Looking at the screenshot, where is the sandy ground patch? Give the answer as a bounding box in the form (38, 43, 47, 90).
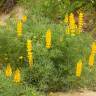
(49, 91, 96, 96)
(0, 6, 25, 26)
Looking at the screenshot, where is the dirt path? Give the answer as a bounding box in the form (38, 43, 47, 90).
(49, 91, 96, 96)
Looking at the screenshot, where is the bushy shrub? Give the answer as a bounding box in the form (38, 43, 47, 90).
(0, 17, 94, 91)
(0, 1, 96, 96)
(0, 0, 96, 92)
(23, 30, 93, 91)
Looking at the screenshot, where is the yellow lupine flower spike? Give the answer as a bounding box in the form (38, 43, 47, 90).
(27, 40, 32, 51)
(89, 53, 95, 67)
(22, 15, 27, 23)
(17, 20, 23, 37)
(5, 64, 12, 77)
(78, 12, 84, 34)
(69, 13, 76, 36)
(14, 68, 21, 83)
(27, 40, 33, 68)
(46, 29, 52, 49)
(76, 60, 83, 77)
(91, 42, 96, 54)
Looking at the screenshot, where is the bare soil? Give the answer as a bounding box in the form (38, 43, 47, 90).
(0, 6, 25, 26)
(49, 91, 96, 96)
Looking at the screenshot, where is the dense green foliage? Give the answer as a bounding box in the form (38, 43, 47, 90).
(42, 0, 96, 19)
(0, 71, 44, 96)
(0, 0, 96, 96)
(0, 17, 95, 92)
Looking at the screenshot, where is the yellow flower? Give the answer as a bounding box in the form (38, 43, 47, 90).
(27, 40, 32, 51)
(17, 20, 23, 37)
(14, 68, 21, 83)
(46, 29, 52, 49)
(91, 42, 96, 54)
(27, 40, 33, 68)
(76, 60, 83, 77)
(5, 64, 12, 77)
(78, 12, 84, 34)
(69, 13, 76, 36)
(22, 15, 27, 23)
(89, 53, 95, 67)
